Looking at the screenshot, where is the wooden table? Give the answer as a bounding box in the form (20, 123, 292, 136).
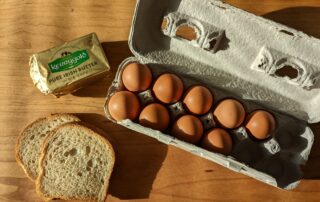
(1, 0, 320, 201)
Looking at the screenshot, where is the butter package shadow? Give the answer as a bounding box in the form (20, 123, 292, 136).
(30, 33, 109, 97)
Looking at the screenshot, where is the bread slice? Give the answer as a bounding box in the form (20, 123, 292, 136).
(15, 114, 80, 181)
(36, 123, 115, 202)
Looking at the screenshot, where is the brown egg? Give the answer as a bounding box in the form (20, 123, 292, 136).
(108, 91, 140, 121)
(183, 86, 213, 115)
(152, 73, 184, 104)
(213, 99, 246, 129)
(245, 110, 276, 140)
(201, 128, 233, 155)
(139, 103, 170, 131)
(121, 62, 152, 92)
(172, 115, 203, 144)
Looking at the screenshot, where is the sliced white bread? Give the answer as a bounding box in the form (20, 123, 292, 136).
(36, 123, 115, 202)
(15, 114, 80, 181)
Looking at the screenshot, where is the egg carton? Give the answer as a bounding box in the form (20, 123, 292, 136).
(104, 0, 320, 189)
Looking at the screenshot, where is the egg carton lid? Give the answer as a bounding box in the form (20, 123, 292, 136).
(128, 0, 320, 124)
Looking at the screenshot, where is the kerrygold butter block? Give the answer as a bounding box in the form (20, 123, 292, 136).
(30, 33, 110, 97)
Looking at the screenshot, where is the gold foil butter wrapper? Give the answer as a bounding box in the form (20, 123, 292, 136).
(30, 33, 110, 97)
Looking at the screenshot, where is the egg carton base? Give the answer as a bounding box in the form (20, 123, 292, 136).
(104, 57, 314, 190)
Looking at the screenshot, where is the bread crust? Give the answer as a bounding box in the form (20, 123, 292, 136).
(15, 117, 47, 181)
(15, 114, 80, 181)
(36, 122, 115, 202)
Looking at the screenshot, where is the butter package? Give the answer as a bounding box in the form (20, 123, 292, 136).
(30, 33, 109, 97)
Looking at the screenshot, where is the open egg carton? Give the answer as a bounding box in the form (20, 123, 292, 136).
(104, 0, 320, 189)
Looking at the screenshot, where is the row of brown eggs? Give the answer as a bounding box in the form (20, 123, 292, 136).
(108, 62, 276, 155)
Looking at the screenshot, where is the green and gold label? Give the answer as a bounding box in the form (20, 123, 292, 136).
(48, 50, 89, 73)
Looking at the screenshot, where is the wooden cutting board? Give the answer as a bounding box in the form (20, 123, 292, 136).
(1, 0, 320, 201)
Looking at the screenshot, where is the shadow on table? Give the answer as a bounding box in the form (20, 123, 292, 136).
(76, 113, 168, 199)
(263, 6, 320, 180)
(72, 41, 132, 98)
(263, 6, 320, 38)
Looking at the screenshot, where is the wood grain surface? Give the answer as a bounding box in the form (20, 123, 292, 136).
(1, 0, 320, 201)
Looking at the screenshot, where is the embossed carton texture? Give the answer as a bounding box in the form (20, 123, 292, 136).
(105, 0, 320, 189)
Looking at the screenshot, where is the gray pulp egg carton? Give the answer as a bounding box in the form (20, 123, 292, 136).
(104, 0, 320, 189)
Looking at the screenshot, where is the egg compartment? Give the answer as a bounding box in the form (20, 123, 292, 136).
(105, 57, 313, 189)
(105, 0, 320, 190)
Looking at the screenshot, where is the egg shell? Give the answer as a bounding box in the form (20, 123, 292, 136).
(201, 128, 233, 155)
(108, 91, 141, 121)
(152, 73, 184, 104)
(213, 99, 246, 129)
(183, 85, 213, 115)
(172, 115, 204, 144)
(139, 103, 170, 131)
(245, 110, 276, 140)
(121, 62, 152, 92)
